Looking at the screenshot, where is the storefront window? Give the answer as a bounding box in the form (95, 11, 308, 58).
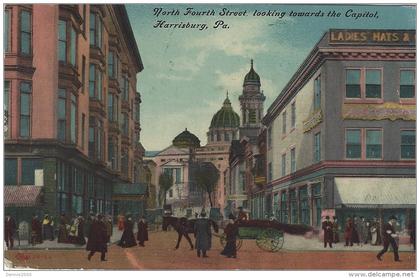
(299, 187, 309, 225)
(21, 158, 43, 185)
(5, 158, 17, 185)
(280, 191, 288, 223)
(312, 184, 322, 227)
(290, 190, 297, 224)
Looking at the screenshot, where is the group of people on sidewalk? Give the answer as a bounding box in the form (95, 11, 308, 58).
(116, 215, 149, 248)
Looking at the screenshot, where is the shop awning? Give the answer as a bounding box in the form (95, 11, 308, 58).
(113, 183, 148, 197)
(334, 177, 416, 209)
(4, 185, 43, 207)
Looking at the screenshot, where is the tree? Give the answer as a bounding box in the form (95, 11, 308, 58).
(158, 172, 173, 207)
(194, 162, 220, 207)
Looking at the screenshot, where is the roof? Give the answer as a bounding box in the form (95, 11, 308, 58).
(334, 177, 416, 208)
(4, 185, 43, 207)
(113, 183, 148, 195)
(243, 59, 260, 86)
(172, 128, 201, 148)
(210, 94, 240, 129)
(113, 5, 143, 72)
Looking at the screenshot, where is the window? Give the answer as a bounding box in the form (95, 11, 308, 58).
(108, 137, 118, 170)
(290, 190, 297, 224)
(5, 158, 17, 185)
(282, 111, 287, 134)
(280, 191, 288, 223)
(346, 68, 382, 99)
(20, 10, 32, 55)
(81, 56, 86, 91)
(89, 64, 103, 100)
(249, 109, 256, 124)
(122, 75, 129, 101)
(400, 70, 415, 98)
(20, 82, 32, 137)
(290, 148, 296, 173)
(121, 113, 129, 136)
(81, 113, 86, 149)
(281, 154, 286, 177)
(268, 162, 272, 181)
(108, 51, 115, 78)
(268, 126, 272, 148)
(365, 69, 381, 98)
(299, 187, 309, 225)
(4, 80, 10, 137)
(312, 184, 322, 227)
(90, 12, 102, 48)
(401, 130, 415, 159)
(4, 9, 10, 52)
(70, 94, 77, 143)
(224, 132, 230, 141)
(314, 76, 321, 110)
(314, 132, 321, 162)
(291, 102, 296, 128)
(21, 158, 43, 185)
(366, 129, 382, 159)
(175, 168, 181, 183)
(346, 69, 361, 98)
(89, 117, 104, 161)
(346, 129, 361, 159)
(108, 93, 114, 121)
(121, 150, 129, 177)
(57, 89, 67, 141)
(58, 20, 76, 65)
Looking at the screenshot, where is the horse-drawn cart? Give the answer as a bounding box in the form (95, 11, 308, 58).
(219, 219, 312, 252)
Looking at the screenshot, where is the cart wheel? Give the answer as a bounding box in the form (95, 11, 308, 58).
(219, 233, 243, 251)
(256, 228, 283, 252)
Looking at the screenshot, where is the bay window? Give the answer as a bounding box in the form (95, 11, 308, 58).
(20, 82, 32, 137)
(90, 12, 102, 48)
(20, 10, 32, 55)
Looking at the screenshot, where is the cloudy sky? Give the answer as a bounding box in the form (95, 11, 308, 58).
(126, 4, 416, 151)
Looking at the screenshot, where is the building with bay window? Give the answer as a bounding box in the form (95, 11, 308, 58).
(262, 29, 415, 235)
(4, 4, 145, 224)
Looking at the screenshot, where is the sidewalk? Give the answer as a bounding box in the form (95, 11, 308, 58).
(5, 226, 132, 251)
(281, 233, 414, 252)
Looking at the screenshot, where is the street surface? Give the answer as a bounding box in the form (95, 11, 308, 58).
(4, 230, 416, 270)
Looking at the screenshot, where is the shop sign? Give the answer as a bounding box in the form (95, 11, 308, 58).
(342, 102, 415, 121)
(329, 29, 415, 46)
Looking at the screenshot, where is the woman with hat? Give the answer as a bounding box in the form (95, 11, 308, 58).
(221, 214, 239, 258)
(194, 209, 212, 258)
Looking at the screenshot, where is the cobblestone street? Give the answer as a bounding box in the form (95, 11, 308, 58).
(4, 230, 416, 270)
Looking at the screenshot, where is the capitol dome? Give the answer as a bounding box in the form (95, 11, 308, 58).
(172, 128, 201, 148)
(210, 94, 240, 129)
(243, 59, 260, 86)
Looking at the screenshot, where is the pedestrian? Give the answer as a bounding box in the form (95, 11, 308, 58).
(359, 216, 368, 246)
(76, 215, 86, 245)
(4, 214, 16, 249)
(377, 215, 401, 262)
(409, 219, 416, 251)
(118, 216, 137, 248)
(194, 209, 212, 258)
(332, 216, 340, 243)
(221, 214, 239, 258)
(87, 214, 108, 262)
(58, 213, 69, 243)
(322, 216, 333, 248)
(344, 217, 353, 247)
(105, 215, 113, 243)
(117, 213, 125, 231)
(137, 216, 149, 247)
(352, 215, 360, 245)
(31, 215, 42, 245)
(84, 212, 94, 239)
(370, 218, 380, 245)
(42, 214, 51, 241)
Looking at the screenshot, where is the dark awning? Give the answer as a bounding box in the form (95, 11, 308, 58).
(334, 177, 416, 209)
(113, 183, 148, 196)
(4, 185, 43, 207)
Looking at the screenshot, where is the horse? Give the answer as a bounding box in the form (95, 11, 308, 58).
(162, 216, 219, 250)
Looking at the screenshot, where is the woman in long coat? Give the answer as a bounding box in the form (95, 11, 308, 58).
(344, 217, 353, 246)
(194, 211, 212, 258)
(137, 216, 149, 247)
(118, 217, 137, 248)
(58, 214, 69, 243)
(86, 215, 108, 261)
(221, 214, 239, 258)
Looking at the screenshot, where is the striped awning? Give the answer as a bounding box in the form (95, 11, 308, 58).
(334, 177, 416, 209)
(4, 185, 43, 207)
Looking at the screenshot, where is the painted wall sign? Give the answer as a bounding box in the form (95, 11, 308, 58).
(303, 109, 323, 132)
(329, 29, 416, 45)
(342, 102, 416, 121)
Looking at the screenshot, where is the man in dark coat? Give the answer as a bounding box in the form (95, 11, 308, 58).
(194, 210, 212, 258)
(137, 216, 149, 247)
(117, 217, 137, 248)
(76, 215, 86, 245)
(31, 215, 42, 245)
(5, 214, 16, 249)
(221, 214, 239, 258)
(322, 216, 333, 248)
(377, 215, 401, 262)
(344, 217, 353, 246)
(332, 216, 340, 243)
(58, 213, 69, 243)
(87, 214, 108, 261)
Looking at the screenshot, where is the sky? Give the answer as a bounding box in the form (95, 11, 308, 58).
(126, 4, 416, 151)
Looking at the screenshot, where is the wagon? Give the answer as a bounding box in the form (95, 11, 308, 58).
(219, 219, 312, 252)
